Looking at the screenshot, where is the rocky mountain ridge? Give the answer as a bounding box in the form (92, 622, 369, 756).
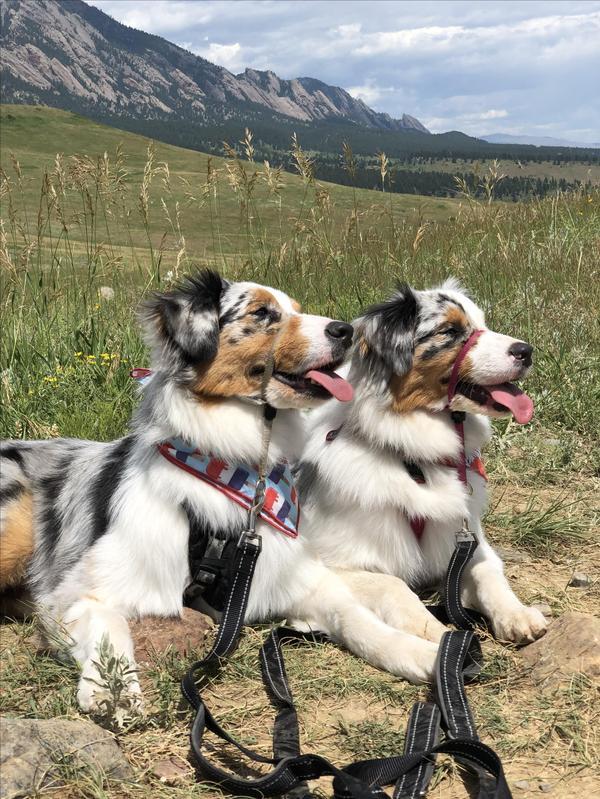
(0, 0, 429, 133)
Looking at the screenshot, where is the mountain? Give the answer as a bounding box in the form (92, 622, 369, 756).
(235, 71, 428, 133)
(0, 0, 429, 133)
(482, 133, 600, 149)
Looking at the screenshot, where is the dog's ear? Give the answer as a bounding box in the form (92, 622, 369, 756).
(142, 269, 229, 365)
(358, 283, 419, 376)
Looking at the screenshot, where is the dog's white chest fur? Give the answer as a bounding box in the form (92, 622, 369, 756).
(300, 404, 491, 587)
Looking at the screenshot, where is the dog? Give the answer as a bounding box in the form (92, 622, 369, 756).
(297, 279, 548, 657)
(0, 270, 449, 718)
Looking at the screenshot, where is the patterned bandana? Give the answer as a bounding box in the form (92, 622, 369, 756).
(158, 438, 299, 538)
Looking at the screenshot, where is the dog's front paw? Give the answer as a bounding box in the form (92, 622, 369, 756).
(388, 639, 439, 684)
(492, 603, 548, 644)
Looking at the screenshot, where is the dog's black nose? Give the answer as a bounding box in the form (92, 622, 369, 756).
(509, 341, 533, 367)
(325, 320, 353, 343)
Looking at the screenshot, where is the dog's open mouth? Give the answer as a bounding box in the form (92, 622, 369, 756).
(456, 380, 534, 424)
(274, 365, 354, 402)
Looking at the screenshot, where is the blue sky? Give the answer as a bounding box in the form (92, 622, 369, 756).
(88, 1, 600, 142)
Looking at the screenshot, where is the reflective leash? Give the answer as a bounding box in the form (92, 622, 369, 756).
(181, 530, 511, 798)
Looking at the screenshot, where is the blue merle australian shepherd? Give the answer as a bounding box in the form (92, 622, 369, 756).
(1, 271, 449, 718)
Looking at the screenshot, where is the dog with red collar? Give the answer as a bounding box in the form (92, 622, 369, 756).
(298, 279, 547, 662)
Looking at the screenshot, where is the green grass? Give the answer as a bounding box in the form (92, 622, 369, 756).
(0, 104, 457, 263)
(1, 106, 599, 450)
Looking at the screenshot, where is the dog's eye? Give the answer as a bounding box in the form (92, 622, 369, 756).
(252, 306, 270, 319)
(439, 325, 459, 337)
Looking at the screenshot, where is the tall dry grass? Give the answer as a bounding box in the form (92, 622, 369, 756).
(0, 141, 598, 452)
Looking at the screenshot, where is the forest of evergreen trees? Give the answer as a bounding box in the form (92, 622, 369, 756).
(309, 158, 589, 201)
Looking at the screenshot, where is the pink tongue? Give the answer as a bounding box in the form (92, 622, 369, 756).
(305, 369, 354, 402)
(488, 383, 534, 424)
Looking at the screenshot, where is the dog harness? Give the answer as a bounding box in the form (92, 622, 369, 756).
(158, 439, 299, 538)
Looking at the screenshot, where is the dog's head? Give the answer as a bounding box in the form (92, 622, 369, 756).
(142, 269, 354, 409)
(353, 279, 534, 423)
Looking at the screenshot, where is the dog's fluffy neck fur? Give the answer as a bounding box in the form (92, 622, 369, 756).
(132, 371, 305, 467)
(316, 383, 492, 465)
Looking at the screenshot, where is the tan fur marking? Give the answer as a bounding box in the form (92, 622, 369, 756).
(273, 315, 311, 372)
(391, 307, 469, 413)
(291, 300, 302, 313)
(194, 330, 274, 398)
(0, 492, 34, 589)
(248, 287, 281, 310)
(193, 289, 311, 402)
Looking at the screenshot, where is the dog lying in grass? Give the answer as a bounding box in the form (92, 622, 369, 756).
(1, 270, 450, 719)
(298, 280, 548, 666)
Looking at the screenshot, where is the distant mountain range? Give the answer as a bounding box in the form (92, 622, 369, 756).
(0, 0, 428, 133)
(482, 133, 600, 149)
(1, 0, 598, 162)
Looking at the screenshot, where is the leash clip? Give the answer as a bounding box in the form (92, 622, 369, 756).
(237, 530, 262, 552)
(456, 526, 475, 544)
(247, 475, 267, 533)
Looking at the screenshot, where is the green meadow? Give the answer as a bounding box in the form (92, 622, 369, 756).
(0, 104, 599, 798)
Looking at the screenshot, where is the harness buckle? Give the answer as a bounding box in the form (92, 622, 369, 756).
(238, 530, 262, 552)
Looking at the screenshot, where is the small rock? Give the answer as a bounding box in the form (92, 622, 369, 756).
(532, 603, 553, 618)
(0, 716, 132, 798)
(521, 612, 600, 687)
(98, 285, 114, 300)
(514, 780, 531, 790)
(130, 607, 213, 664)
(568, 572, 591, 588)
(152, 756, 190, 784)
(539, 783, 553, 793)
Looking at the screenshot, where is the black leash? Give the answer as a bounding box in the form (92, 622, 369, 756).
(180, 526, 512, 798)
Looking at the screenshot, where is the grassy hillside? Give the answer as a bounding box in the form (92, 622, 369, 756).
(1, 103, 599, 799)
(0, 104, 457, 265)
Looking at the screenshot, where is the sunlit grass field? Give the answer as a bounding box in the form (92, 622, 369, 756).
(0, 104, 599, 798)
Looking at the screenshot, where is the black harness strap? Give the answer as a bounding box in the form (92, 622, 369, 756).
(181, 531, 262, 679)
(443, 534, 487, 630)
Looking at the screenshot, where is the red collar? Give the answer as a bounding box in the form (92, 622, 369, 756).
(446, 329, 484, 405)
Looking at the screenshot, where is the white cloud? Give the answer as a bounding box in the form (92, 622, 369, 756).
(335, 23, 362, 37)
(347, 82, 382, 105)
(355, 25, 464, 56)
(91, 1, 214, 35)
(479, 109, 508, 120)
(193, 42, 245, 72)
